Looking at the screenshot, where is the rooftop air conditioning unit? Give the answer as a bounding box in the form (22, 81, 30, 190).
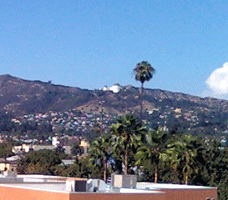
(87, 179, 106, 192)
(111, 174, 137, 189)
(66, 179, 87, 192)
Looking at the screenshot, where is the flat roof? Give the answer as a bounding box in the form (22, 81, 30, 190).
(0, 183, 68, 193)
(0, 174, 216, 194)
(0, 182, 164, 194)
(137, 182, 216, 190)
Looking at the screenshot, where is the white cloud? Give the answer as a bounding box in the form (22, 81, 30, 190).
(206, 63, 228, 95)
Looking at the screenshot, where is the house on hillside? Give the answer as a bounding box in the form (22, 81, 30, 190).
(80, 140, 90, 154)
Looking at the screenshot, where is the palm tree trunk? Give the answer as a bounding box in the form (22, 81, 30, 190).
(104, 162, 107, 182)
(185, 172, 188, 185)
(184, 152, 189, 184)
(4, 159, 7, 171)
(154, 163, 158, 183)
(124, 149, 128, 175)
(140, 83, 144, 120)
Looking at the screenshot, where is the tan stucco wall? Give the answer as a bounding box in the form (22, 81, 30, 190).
(0, 185, 217, 200)
(0, 186, 165, 200)
(0, 186, 70, 200)
(70, 193, 165, 200)
(162, 188, 217, 200)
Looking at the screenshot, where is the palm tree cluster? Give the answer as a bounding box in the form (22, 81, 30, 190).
(89, 114, 146, 179)
(88, 114, 228, 199)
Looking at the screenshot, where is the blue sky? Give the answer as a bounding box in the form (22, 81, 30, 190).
(0, 1, 228, 98)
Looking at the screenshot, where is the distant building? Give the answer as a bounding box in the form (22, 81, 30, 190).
(109, 84, 121, 93)
(0, 157, 18, 172)
(101, 84, 122, 93)
(52, 136, 60, 147)
(174, 108, 182, 113)
(32, 145, 55, 151)
(12, 144, 33, 154)
(13, 143, 72, 155)
(80, 140, 90, 154)
(102, 85, 109, 91)
(61, 159, 75, 166)
(0, 161, 13, 172)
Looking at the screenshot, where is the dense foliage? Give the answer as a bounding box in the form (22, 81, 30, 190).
(17, 150, 62, 175)
(88, 114, 228, 199)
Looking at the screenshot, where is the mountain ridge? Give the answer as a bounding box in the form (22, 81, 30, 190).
(0, 74, 227, 116)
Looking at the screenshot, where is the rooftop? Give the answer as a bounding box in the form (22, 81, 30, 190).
(0, 174, 217, 200)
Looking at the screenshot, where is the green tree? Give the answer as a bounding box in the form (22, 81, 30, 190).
(89, 134, 111, 182)
(0, 143, 14, 160)
(0, 113, 14, 132)
(17, 150, 62, 175)
(111, 114, 146, 174)
(55, 144, 65, 155)
(54, 144, 70, 159)
(192, 138, 228, 199)
(71, 141, 83, 156)
(62, 156, 95, 178)
(0, 142, 14, 171)
(135, 128, 169, 183)
(133, 61, 155, 119)
(167, 134, 197, 184)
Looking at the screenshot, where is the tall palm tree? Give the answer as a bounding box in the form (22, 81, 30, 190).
(135, 128, 169, 183)
(133, 61, 155, 120)
(110, 114, 146, 175)
(89, 135, 111, 182)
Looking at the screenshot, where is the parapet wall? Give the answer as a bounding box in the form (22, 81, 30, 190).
(163, 188, 217, 200)
(70, 193, 165, 200)
(0, 185, 70, 200)
(0, 185, 217, 200)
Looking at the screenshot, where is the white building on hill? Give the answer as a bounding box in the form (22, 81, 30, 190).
(101, 84, 122, 93)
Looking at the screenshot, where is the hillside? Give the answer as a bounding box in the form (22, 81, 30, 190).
(0, 74, 226, 115)
(0, 74, 228, 136)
